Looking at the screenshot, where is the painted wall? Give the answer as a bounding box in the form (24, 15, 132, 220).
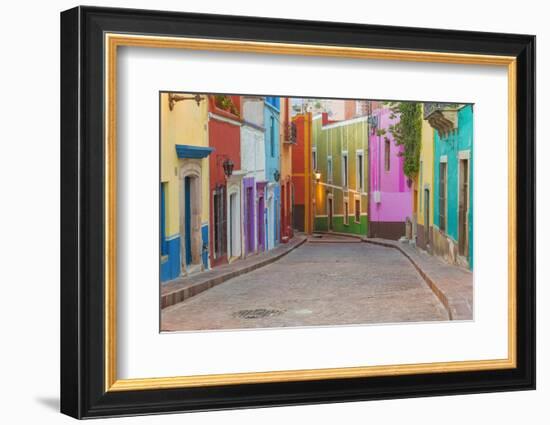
(279, 98, 294, 242)
(160, 92, 210, 281)
(291, 113, 313, 233)
(264, 99, 281, 248)
(433, 104, 474, 269)
(208, 96, 242, 267)
(368, 106, 412, 232)
(312, 113, 369, 236)
(416, 106, 435, 228)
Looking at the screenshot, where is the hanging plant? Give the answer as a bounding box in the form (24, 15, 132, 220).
(385, 102, 422, 179)
(214, 95, 240, 117)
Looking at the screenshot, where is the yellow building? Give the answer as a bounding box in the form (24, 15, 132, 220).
(160, 93, 213, 282)
(412, 104, 435, 251)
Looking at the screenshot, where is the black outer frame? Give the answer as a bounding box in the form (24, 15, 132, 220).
(60, 5, 535, 419)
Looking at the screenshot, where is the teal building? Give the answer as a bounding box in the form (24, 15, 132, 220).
(432, 104, 474, 269)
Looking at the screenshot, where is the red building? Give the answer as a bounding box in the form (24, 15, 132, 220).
(208, 95, 242, 267)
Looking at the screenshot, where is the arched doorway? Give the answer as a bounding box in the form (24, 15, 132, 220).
(179, 162, 203, 275)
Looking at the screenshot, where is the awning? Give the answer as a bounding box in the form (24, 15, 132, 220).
(175, 144, 214, 159)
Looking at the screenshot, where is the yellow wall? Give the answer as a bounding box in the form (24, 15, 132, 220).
(416, 105, 434, 227)
(160, 93, 210, 237)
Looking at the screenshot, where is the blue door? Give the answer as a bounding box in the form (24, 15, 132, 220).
(184, 177, 192, 265)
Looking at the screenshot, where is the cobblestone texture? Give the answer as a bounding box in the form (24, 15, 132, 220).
(161, 240, 449, 331)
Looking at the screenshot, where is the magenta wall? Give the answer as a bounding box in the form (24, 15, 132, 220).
(369, 107, 412, 223)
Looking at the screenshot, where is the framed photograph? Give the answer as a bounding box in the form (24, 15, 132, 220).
(60, 6, 535, 419)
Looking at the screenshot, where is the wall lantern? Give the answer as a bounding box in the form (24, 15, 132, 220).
(222, 158, 234, 178)
(273, 170, 280, 182)
(314, 171, 321, 182)
(406, 177, 413, 188)
(168, 93, 205, 111)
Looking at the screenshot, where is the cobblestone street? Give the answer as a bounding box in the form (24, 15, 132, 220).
(161, 238, 450, 331)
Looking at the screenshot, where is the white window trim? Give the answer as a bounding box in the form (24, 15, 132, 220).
(327, 155, 333, 183)
(312, 146, 317, 171)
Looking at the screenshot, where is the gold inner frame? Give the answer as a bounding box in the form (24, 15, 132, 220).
(104, 33, 517, 392)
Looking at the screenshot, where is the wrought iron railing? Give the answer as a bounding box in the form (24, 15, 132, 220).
(284, 122, 297, 144)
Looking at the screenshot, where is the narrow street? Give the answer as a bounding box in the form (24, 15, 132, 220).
(161, 237, 449, 331)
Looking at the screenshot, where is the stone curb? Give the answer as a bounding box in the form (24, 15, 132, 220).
(161, 237, 307, 310)
(312, 231, 471, 320)
(363, 238, 471, 320)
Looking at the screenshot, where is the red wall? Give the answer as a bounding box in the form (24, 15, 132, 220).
(208, 96, 241, 266)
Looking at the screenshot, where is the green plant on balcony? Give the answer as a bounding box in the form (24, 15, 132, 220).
(214, 95, 240, 117)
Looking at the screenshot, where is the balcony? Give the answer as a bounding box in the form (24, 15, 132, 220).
(283, 122, 297, 144)
(424, 103, 461, 136)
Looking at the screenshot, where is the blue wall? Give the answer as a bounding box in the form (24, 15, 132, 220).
(201, 224, 209, 269)
(264, 100, 280, 183)
(433, 105, 474, 269)
(264, 101, 281, 248)
(160, 235, 181, 283)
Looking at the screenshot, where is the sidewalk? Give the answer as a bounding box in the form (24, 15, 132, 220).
(365, 238, 473, 320)
(161, 235, 307, 309)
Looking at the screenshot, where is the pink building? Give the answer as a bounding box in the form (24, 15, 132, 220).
(368, 106, 412, 240)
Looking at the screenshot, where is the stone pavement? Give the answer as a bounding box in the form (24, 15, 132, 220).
(365, 238, 473, 320)
(161, 235, 307, 309)
(161, 240, 449, 331)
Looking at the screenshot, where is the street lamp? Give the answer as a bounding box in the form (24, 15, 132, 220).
(222, 158, 234, 178)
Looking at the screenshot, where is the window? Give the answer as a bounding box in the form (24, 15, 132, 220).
(327, 156, 333, 183)
(342, 153, 348, 187)
(384, 139, 391, 171)
(344, 199, 349, 225)
(355, 199, 361, 223)
(439, 162, 447, 232)
(160, 183, 167, 255)
(213, 187, 227, 258)
(356, 152, 364, 191)
(270, 116, 275, 157)
(312, 148, 317, 171)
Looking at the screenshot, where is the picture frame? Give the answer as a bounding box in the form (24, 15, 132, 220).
(60, 5, 535, 419)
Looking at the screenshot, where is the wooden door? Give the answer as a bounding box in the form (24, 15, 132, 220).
(458, 159, 469, 256)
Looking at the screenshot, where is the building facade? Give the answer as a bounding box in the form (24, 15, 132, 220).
(312, 113, 369, 236)
(368, 105, 412, 240)
(160, 92, 213, 282)
(431, 104, 474, 269)
(412, 104, 436, 251)
(208, 95, 242, 267)
(264, 97, 281, 250)
(291, 113, 314, 234)
(241, 96, 266, 255)
(279, 97, 294, 242)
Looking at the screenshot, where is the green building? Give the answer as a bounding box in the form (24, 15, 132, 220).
(312, 113, 369, 236)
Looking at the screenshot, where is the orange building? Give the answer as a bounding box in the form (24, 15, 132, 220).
(291, 112, 314, 234)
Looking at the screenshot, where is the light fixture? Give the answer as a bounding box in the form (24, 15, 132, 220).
(222, 158, 234, 178)
(314, 172, 321, 182)
(168, 93, 205, 111)
(274, 170, 280, 182)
